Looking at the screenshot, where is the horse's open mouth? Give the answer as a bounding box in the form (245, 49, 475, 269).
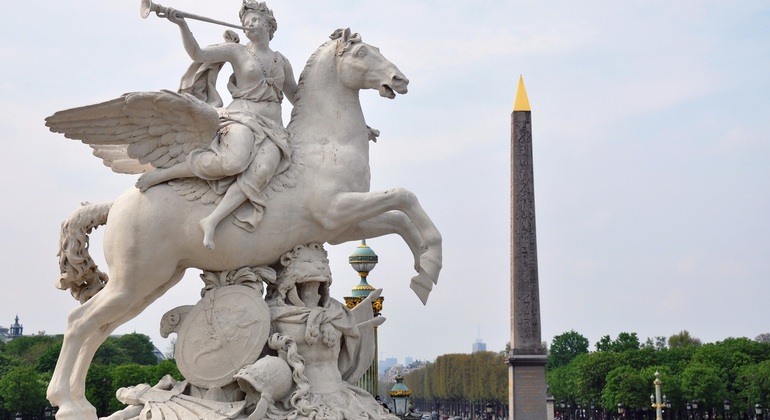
(379, 84, 396, 99)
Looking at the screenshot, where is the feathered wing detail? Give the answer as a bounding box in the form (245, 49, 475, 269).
(169, 178, 223, 205)
(46, 90, 220, 174)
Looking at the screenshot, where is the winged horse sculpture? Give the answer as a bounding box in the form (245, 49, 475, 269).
(45, 29, 442, 420)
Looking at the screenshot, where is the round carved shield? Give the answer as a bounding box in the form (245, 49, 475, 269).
(175, 285, 271, 388)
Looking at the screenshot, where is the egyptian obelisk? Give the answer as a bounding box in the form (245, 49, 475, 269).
(508, 76, 548, 419)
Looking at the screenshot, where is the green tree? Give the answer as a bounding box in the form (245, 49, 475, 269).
(668, 330, 702, 349)
(3, 335, 61, 366)
(546, 363, 579, 403)
(548, 330, 589, 370)
(573, 352, 621, 404)
(596, 333, 640, 353)
(0, 366, 48, 417)
(36, 341, 63, 373)
(601, 366, 648, 411)
(108, 364, 152, 413)
(113, 333, 158, 365)
(85, 364, 114, 417)
(92, 338, 131, 366)
(0, 353, 23, 377)
(681, 362, 726, 409)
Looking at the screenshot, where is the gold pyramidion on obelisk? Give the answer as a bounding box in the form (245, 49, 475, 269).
(508, 75, 548, 419)
(513, 75, 531, 111)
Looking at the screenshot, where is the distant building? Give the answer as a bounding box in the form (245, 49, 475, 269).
(381, 359, 427, 382)
(405, 357, 413, 366)
(0, 315, 24, 342)
(379, 357, 398, 375)
(472, 338, 487, 353)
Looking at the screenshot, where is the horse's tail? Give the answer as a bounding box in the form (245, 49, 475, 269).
(57, 201, 113, 304)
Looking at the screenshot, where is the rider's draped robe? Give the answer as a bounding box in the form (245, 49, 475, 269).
(181, 51, 292, 230)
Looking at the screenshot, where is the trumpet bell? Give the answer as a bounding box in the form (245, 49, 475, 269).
(140, 0, 153, 19)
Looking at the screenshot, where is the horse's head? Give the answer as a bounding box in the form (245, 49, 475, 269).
(331, 28, 409, 99)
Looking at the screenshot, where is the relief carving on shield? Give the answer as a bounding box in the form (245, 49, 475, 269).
(174, 285, 271, 388)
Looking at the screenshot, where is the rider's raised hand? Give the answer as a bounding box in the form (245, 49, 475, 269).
(165, 8, 185, 25)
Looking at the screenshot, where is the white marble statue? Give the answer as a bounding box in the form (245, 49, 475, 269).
(103, 243, 394, 420)
(44, 2, 442, 419)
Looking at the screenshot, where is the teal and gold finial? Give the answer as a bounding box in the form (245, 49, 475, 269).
(345, 240, 384, 315)
(348, 240, 378, 297)
(514, 75, 531, 111)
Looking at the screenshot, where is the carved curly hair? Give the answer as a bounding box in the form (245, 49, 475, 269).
(266, 242, 331, 307)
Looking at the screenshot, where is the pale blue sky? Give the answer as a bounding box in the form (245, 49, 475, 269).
(1, 1, 768, 363)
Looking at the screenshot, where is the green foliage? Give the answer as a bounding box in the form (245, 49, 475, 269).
(548, 330, 589, 370)
(85, 364, 114, 417)
(595, 332, 640, 353)
(404, 351, 507, 405)
(92, 339, 132, 366)
(546, 364, 578, 402)
(681, 362, 727, 407)
(601, 365, 647, 410)
(547, 329, 770, 418)
(108, 364, 153, 413)
(0, 366, 48, 417)
(573, 351, 621, 404)
(36, 341, 62, 373)
(0, 332, 166, 418)
(0, 353, 23, 378)
(3, 335, 62, 366)
(113, 333, 159, 366)
(668, 330, 702, 349)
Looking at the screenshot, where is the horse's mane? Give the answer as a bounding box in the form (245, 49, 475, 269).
(288, 29, 362, 139)
(286, 38, 336, 137)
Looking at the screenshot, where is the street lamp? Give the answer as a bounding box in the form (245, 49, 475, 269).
(485, 402, 494, 419)
(664, 395, 671, 420)
(755, 403, 763, 420)
(723, 400, 730, 420)
(652, 372, 665, 420)
(44, 407, 54, 419)
(389, 374, 411, 415)
(618, 402, 625, 418)
(14, 413, 22, 420)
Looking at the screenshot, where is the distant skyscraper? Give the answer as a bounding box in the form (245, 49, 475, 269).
(379, 357, 398, 374)
(472, 338, 487, 353)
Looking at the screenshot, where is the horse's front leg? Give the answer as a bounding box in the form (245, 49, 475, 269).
(320, 189, 442, 304)
(327, 210, 423, 273)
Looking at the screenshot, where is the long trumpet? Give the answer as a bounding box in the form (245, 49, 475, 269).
(140, 0, 248, 30)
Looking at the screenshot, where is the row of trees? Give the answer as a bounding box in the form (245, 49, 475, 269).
(547, 330, 770, 419)
(0, 333, 180, 419)
(402, 351, 508, 414)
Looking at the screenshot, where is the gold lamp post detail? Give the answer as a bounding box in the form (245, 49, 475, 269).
(344, 240, 383, 396)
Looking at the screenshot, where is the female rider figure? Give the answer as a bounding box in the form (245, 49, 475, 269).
(136, 1, 297, 250)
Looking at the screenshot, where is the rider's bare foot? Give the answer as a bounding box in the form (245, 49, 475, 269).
(135, 170, 167, 192)
(199, 217, 217, 250)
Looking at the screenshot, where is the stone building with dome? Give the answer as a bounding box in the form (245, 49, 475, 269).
(0, 315, 24, 341)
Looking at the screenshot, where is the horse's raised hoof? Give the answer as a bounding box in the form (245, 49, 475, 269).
(418, 251, 442, 285)
(410, 273, 434, 305)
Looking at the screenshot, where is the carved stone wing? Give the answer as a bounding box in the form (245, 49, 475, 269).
(46, 90, 220, 174)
